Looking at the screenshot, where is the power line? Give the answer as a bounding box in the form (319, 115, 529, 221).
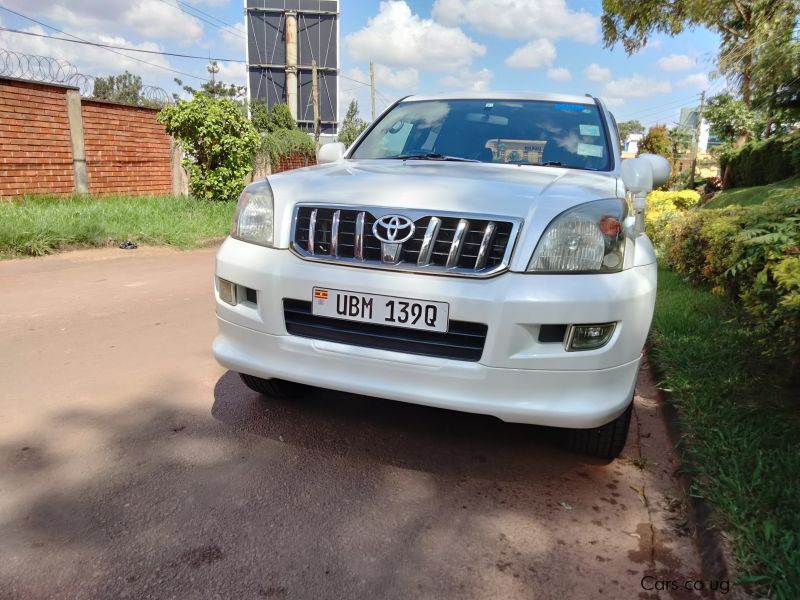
(0, 27, 246, 63)
(175, 0, 238, 29)
(0, 6, 208, 81)
(153, 0, 245, 39)
(339, 73, 372, 87)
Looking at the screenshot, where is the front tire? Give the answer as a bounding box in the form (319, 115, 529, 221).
(565, 401, 633, 459)
(239, 373, 306, 399)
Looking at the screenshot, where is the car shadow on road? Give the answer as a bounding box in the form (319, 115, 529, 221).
(211, 370, 610, 482)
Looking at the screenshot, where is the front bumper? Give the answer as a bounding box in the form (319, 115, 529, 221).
(213, 238, 657, 428)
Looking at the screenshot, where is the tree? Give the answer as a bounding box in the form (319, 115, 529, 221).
(158, 94, 260, 202)
(173, 78, 245, 101)
(337, 100, 368, 148)
(601, 0, 799, 108)
(250, 101, 297, 133)
(705, 93, 759, 145)
(617, 120, 644, 147)
(668, 126, 693, 160)
(638, 125, 671, 159)
(93, 71, 144, 105)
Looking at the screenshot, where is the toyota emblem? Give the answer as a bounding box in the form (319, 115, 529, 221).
(372, 215, 415, 244)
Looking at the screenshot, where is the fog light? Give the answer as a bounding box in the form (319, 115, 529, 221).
(565, 323, 615, 351)
(218, 278, 237, 305)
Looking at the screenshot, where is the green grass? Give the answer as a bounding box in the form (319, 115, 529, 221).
(0, 195, 234, 258)
(705, 176, 800, 208)
(650, 267, 800, 598)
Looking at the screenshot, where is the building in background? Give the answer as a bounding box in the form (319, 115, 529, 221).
(679, 106, 720, 152)
(245, 0, 339, 134)
(622, 133, 644, 155)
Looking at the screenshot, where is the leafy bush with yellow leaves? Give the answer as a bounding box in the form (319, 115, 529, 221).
(645, 189, 701, 249)
(662, 198, 800, 364)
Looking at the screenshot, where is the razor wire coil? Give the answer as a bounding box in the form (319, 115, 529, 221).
(1, 48, 171, 105)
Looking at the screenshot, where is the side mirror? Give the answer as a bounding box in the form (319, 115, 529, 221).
(620, 154, 670, 236)
(620, 154, 670, 193)
(318, 142, 346, 164)
(638, 153, 670, 188)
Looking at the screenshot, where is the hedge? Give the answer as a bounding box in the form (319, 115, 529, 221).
(661, 197, 800, 366)
(719, 132, 800, 189)
(645, 189, 701, 250)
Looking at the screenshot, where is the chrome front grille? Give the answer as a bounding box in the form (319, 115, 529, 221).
(291, 205, 521, 277)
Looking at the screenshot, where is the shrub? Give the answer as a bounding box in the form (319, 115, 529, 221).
(645, 189, 701, 249)
(258, 128, 315, 166)
(719, 132, 800, 188)
(662, 198, 800, 364)
(158, 94, 260, 202)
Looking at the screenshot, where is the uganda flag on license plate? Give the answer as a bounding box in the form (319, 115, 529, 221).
(314, 289, 328, 301)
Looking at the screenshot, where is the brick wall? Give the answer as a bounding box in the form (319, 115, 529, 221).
(2, 76, 316, 199)
(273, 152, 316, 173)
(81, 99, 172, 195)
(0, 79, 75, 197)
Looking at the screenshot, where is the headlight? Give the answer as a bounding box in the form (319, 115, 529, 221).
(528, 199, 627, 273)
(232, 179, 274, 247)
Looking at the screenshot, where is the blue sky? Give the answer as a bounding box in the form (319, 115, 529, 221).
(0, 0, 727, 127)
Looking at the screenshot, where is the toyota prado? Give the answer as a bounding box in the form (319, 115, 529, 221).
(212, 92, 669, 458)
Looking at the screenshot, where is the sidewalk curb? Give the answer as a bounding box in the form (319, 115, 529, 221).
(643, 346, 734, 586)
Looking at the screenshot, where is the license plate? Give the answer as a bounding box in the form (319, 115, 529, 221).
(312, 287, 449, 332)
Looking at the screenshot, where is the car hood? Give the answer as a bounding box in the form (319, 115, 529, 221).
(268, 159, 620, 220)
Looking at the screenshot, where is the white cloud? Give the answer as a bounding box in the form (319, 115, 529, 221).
(26, 0, 206, 44)
(432, 0, 599, 43)
(348, 64, 420, 92)
(346, 1, 485, 71)
(0, 22, 176, 82)
(504, 39, 556, 69)
(603, 75, 672, 98)
(657, 53, 696, 72)
(644, 38, 663, 51)
(219, 22, 246, 49)
(125, 0, 204, 42)
(680, 72, 709, 89)
(601, 96, 625, 107)
(546, 67, 571, 82)
(214, 61, 247, 86)
(439, 68, 494, 92)
(585, 63, 611, 82)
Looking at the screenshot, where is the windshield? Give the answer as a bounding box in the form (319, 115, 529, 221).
(350, 99, 611, 171)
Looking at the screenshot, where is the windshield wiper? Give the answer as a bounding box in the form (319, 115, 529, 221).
(508, 160, 566, 167)
(385, 152, 480, 163)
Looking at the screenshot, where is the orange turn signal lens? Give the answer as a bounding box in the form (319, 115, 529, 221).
(599, 216, 621, 237)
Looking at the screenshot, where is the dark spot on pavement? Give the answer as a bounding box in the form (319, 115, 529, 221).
(606, 482, 617, 490)
(600, 496, 618, 505)
(179, 544, 224, 568)
(258, 585, 288, 598)
(627, 524, 683, 571)
(591, 520, 603, 527)
(171, 425, 185, 433)
(496, 560, 512, 572)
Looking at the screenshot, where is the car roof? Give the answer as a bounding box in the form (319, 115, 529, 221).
(399, 91, 598, 105)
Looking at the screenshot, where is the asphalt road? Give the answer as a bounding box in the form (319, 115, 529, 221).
(0, 246, 708, 600)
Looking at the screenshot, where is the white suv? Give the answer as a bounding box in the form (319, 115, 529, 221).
(213, 92, 668, 458)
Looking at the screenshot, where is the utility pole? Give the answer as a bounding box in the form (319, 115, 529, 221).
(285, 11, 298, 121)
(370, 61, 376, 121)
(312, 59, 320, 153)
(689, 90, 705, 189)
